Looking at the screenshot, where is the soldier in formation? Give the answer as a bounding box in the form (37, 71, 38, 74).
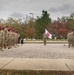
(0, 26, 20, 51)
(67, 29, 74, 47)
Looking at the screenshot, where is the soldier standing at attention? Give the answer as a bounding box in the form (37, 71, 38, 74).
(0, 27, 2, 50)
(0, 27, 4, 51)
(4, 26, 9, 49)
(43, 32, 47, 45)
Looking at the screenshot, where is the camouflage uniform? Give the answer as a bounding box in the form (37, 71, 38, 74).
(0, 27, 2, 50)
(67, 31, 74, 47)
(15, 32, 20, 46)
(3, 26, 9, 49)
(7, 29, 12, 49)
(43, 33, 47, 45)
(0, 27, 4, 50)
(9, 30, 14, 48)
(72, 31, 74, 47)
(0, 25, 20, 50)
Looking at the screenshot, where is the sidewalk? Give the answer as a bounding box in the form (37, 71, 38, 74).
(24, 40, 68, 44)
(0, 58, 74, 71)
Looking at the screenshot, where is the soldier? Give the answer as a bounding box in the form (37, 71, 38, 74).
(3, 26, 9, 49)
(0, 27, 4, 51)
(72, 29, 74, 47)
(0, 27, 3, 50)
(7, 29, 12, 49)
(43, 32, 47, 45)
(13, 31, 18, 47)
(9, 29, 14, 48)
(67, 30, 74, 47)
(15, 31, 20, 46)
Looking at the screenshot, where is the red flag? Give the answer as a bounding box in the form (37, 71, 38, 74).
(45, 29, 52, 39)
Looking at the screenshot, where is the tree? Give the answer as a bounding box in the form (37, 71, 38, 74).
(57, 14, 74, 31)
(47, 21, 68, 39)
(4, 18, 26, 38)
(24, 21, 35, 39)
(67, 18, 74, 30)
(35, 10, 51, 39)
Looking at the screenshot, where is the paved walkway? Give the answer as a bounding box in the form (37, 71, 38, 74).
(0, 43, 74, 71)
(0, 58, 74, 71)
(0, 44, 74, 58)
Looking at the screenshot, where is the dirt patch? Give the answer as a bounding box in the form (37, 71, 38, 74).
(0, 69, 74, 75)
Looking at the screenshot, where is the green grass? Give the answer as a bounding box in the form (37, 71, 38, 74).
(0, 69, 73, 75)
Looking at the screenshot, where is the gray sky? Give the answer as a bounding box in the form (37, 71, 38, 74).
(0, 0, 74, 20)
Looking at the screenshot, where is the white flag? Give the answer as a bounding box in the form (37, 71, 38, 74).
(45, 29, 52, 39)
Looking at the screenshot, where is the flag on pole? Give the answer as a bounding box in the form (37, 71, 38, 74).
(45, 29, 52, 39)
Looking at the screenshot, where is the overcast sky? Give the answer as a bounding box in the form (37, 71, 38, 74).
(0, 0, 74, 20)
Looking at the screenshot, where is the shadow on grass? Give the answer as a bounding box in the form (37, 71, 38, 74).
(0, 69, 74, 75)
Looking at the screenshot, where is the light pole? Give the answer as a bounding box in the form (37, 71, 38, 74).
(30, 13, 34, 19)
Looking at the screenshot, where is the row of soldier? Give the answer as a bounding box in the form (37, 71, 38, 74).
(0, 26, 20, 51)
